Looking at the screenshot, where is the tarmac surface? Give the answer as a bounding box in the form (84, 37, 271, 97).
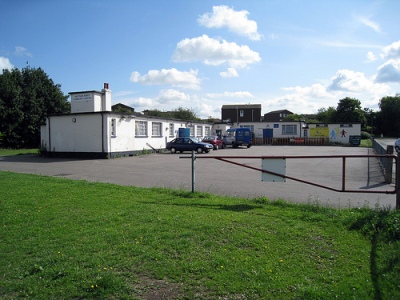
(0, 145, 397, 209)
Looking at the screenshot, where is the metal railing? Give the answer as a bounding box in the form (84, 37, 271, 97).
(182, 152, 400, 209)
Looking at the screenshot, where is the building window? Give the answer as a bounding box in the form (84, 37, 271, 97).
(240, 125, 254, 132)
(205, 126, 211, 136)
(196, 126, 203, 137)
(189, 125, 194, 136)
(240, 110, 244, 117)
(135, 121, 148, 136)
(169, 123, 174, 137)
(152, 122, 162, 137)
(282, 124, 297, 135)
(274, 124, 279, 128)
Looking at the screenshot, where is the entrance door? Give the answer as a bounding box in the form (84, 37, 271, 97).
(263, 129, 273, 138)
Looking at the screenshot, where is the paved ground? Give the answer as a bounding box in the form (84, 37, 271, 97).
(0, 145, 397, 208)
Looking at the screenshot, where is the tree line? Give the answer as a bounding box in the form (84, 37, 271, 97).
(0, 67, 399, 149)
(284, 96, 400, 137)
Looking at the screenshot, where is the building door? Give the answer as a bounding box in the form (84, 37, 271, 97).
(263, 128, 273, 138)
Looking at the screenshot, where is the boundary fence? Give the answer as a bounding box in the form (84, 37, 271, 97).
(182, 152, 400, 209)
(372, 138, 396, 183)
(253, 137, 329, 146)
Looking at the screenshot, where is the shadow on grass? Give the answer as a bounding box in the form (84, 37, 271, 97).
(349, 208, 400, 300)
(142, 200, 261, 212)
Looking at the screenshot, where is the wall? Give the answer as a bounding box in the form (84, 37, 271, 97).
(42, 113, 105, 153)
(307, 123, 361, 144)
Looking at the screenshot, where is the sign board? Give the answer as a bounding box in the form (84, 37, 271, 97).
(349, 135, 361, 146)
(71, 93, 93, 102)
(261, 158, 286, 182)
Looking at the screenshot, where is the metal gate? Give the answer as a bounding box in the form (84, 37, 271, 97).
(182, 152, 400, 209)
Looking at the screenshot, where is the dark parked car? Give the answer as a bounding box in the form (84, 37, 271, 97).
(202, 136, 225, 150)
(395, 138, 400, 152)
(166, 137, 213, 154)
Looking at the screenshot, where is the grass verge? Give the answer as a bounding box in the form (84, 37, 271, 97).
(1, 171, 399, 299)
(0, 148, 39, 156)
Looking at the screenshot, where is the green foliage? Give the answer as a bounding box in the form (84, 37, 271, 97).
(316, 106, 336, 123)
(282, 113, 304, 121)
(377, 94, 400, 136)
(2, 171, 400, 299)
(144, 106, 200, 121)
(334, 97, 366, 124)
(360, 131, 371, 139)
(0, 67, 70, 148)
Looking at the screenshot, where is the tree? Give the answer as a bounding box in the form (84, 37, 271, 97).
(283, 114, 304, 121)
(316, 106, 336, 123)
(334, 97, 366, 125)
(171, 107, 200, 121)
(0, 67, 70, 148)
(377, 94, 400, 136)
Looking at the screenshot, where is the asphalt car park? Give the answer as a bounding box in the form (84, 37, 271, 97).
(0, 145, 397, 209)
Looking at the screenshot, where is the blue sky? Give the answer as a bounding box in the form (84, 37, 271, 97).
(1, 0, 399, 119)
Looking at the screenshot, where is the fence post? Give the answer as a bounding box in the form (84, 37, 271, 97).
(191, 150, 196, 193)
(396, 154, 399, 210)
(386, 146, 394, 184)
(395, 152, 400, 210)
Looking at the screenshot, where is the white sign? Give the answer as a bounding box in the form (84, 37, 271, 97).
(261, 158, 286, 182)
(71, 93, 93, 102)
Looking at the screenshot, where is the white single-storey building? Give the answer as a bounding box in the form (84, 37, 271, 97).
(40, 84, 215, 158)
(217, 121, 361, 145)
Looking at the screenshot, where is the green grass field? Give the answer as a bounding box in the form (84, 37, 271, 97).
(1, 171, 399, 299)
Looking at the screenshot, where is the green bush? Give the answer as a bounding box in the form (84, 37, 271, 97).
(361, 131, 371, 140)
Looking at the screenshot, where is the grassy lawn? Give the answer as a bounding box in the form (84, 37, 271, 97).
(1, 171, 399, 299)
(0, 148, 39, 156)
(360, 139, 372, 148)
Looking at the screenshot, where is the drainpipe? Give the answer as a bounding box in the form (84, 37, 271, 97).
(47, 117, 51, 152)
(101, 112, 105, 154)
(299, 121, 301, 138)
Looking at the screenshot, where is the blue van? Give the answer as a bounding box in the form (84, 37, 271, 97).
(223, 128, 252, 148)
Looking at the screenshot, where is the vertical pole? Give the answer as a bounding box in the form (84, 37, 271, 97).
(191, 150, 196, 193)
(342, 157, 346, 192)
(396, 155, 399, 210)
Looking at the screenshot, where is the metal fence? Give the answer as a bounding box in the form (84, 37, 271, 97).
(253, 137, 329, 146)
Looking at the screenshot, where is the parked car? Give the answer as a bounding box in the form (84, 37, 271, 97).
(202, 135, 225, 150)
(166, 137, 213, 154)
(395, 138, 400, 152)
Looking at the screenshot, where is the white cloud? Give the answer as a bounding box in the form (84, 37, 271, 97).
(118, 89, 191, 112)
(130, 68, 201, 90)
(206, 91, 253, 98)
(266, 83, 335, 114)
(266, 67, 392, 114)
(14, 46, 32, 57)
(357, 16, 381, 33)
(380, 40, 400, 60)
(220, 67, 238, 78)
(158, 89, 190, 103)
(366, 51, 377, 62)
(0, 57, 13, 73)
(327, 69, 374, 93)
(172, 35, 261, 69)
(375, 59, 400, 83)
(198, 5, 261, 41)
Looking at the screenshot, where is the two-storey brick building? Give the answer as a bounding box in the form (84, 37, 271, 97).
(221, 104, 262, 123)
